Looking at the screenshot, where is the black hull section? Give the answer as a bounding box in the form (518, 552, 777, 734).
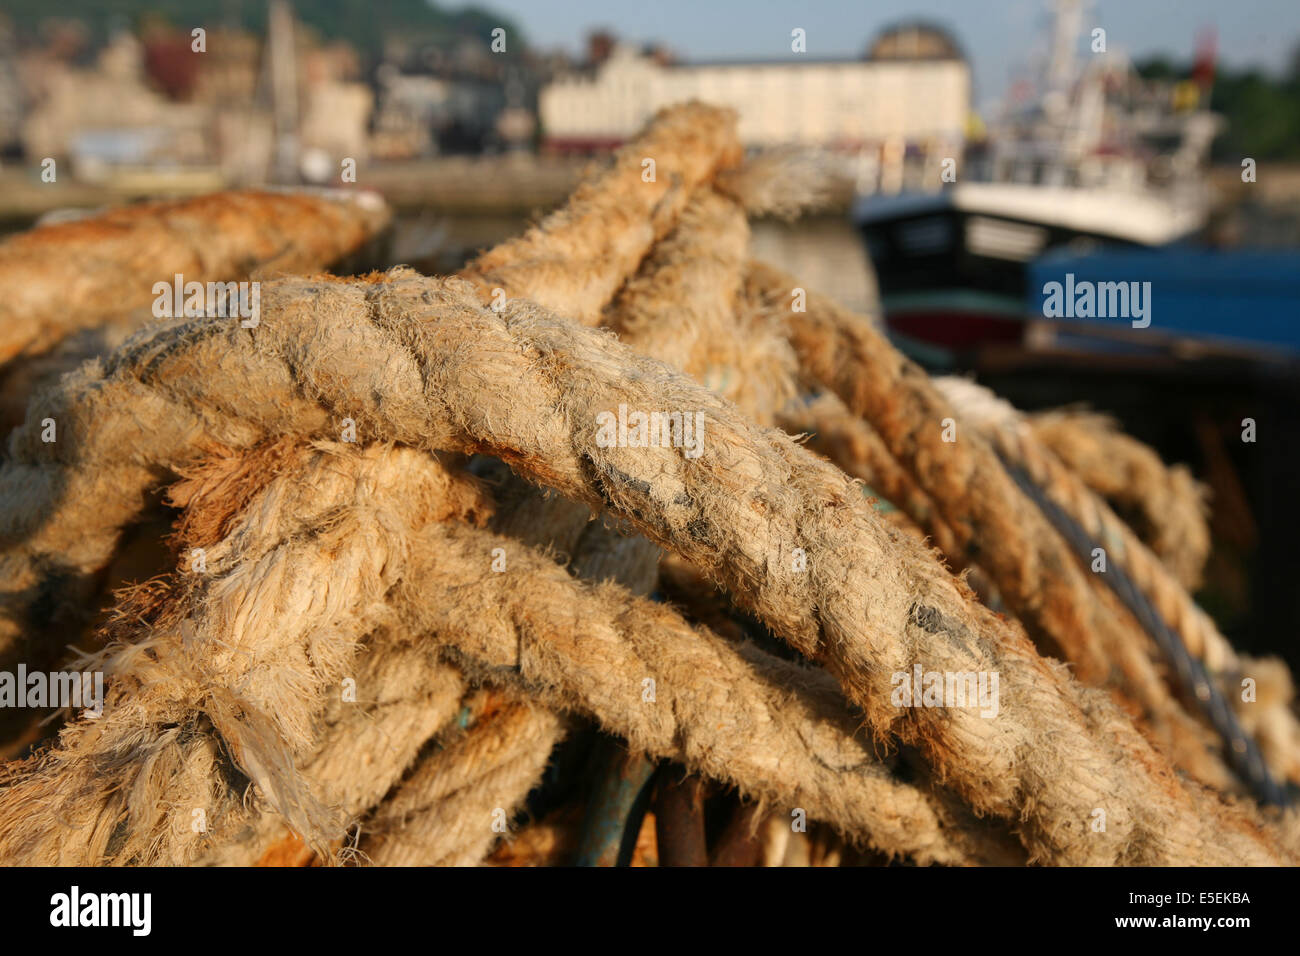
(858, 204, 1150, 302)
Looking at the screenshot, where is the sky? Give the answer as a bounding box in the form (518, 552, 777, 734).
(478, 0, 1299, 111)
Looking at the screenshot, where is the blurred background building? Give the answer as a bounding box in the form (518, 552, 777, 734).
(0, 1, 1296, 199)
(539, 23, 969, 153)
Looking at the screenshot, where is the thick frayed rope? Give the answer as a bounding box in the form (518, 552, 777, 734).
(2, 270, 1289, 863)
(0, 442, 489, 865)
(936, 374, 1300, 794)
(0, 188, 389, 364)
(1030, 407, 1211, 591)
(749, 260, 1239, 793)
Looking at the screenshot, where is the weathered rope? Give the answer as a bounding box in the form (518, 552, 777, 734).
(749, 260, 1237, 790)
(749, 262, 1112, 679)
(606, 185, 798, 425)
(0, 93, 1290, 864)
(243, 140, 759, 868)
(460, 102, 743, 325)
(478, 177, 793, 602)
(1004, 457, 1287, 805)
(199, 631, 468, 866)
(0, 128, 759, 868)
(3, 270, 1275, 863)
(779, 392, 964, 564)
(1030, 408, 1211, 591)
(0, 188, 389, 364)
(360, 693, 566, 867)
(0, 314, 142, 433)
(935, 375, 1300, 796)
(405, 520, 1015, 865)
(2, 427, 1010, 865)
(0, 442, 490, 865)
(0, 194, 390, 699)
(448, 181, 772, 865)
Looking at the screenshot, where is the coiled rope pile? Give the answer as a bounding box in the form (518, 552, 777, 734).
(0, 103, 1296, 866)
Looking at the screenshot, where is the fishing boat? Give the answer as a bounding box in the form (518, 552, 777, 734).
(853, 0, 1221, 362)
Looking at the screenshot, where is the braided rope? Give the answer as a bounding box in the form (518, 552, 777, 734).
(1001, 456, 1288, 805)
(1, 270, 1287, 862)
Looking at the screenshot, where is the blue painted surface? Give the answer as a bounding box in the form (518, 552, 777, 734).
(1027, 247, 1300, 354)
(572, 751, 656, 867)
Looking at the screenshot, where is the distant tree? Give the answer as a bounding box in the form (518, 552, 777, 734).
(1133, 56, 1178, 81)
(1136, 56, 1300, 161)
(3, 0, 526, 63)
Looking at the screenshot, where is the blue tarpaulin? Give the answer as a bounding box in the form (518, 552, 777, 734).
(1027, 248, 1300, 355)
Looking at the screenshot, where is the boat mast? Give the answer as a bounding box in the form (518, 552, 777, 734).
(1046, 0, 1084, 100)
